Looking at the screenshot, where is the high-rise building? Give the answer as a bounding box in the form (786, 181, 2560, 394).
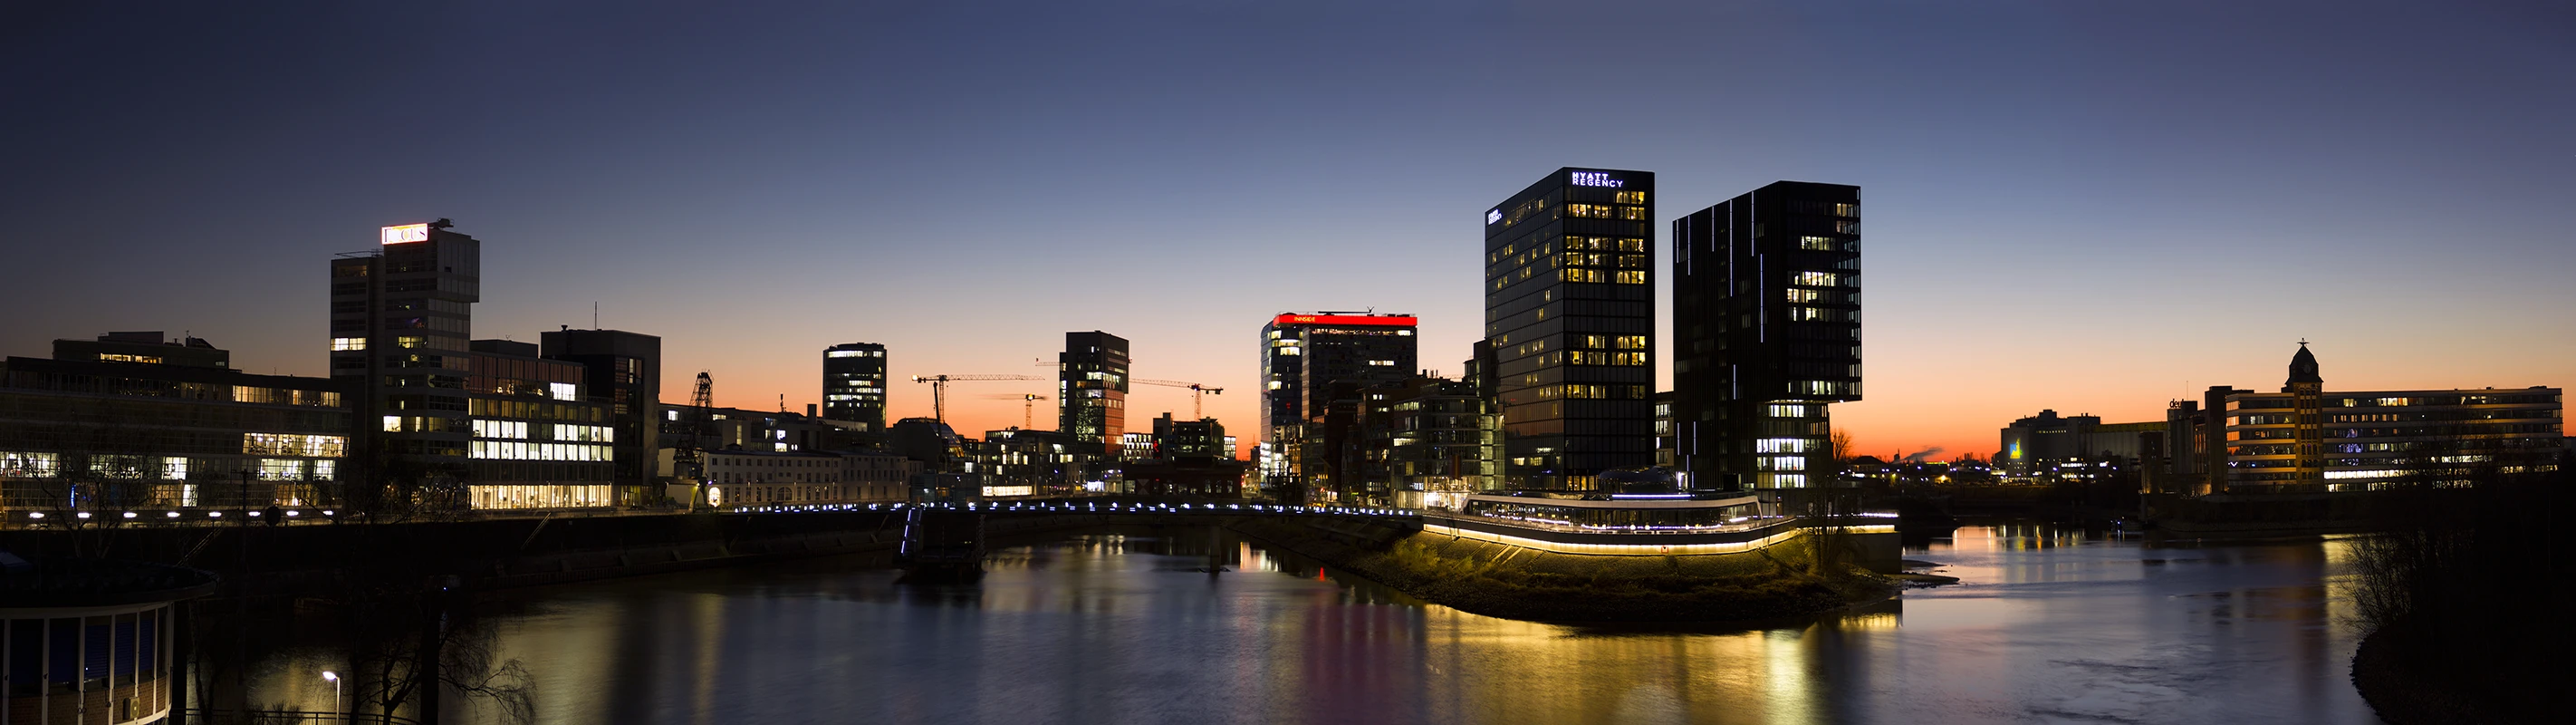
(331, 221, 481, 500)
(1257, 312, 1418, 488)
(822, 343, 889, 433)
(332, 222, 615, 510)
(542, 328, 662, 502)
(1483, 168, 1657, 490)
(1672, 181, 1862, 490)
(1058, 331, 1129, 455)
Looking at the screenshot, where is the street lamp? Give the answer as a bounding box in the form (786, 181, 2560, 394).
(322, 671, 341, 716)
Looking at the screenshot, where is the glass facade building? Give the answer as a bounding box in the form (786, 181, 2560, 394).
(1672, 181, 1862, 490)
(822, 342, 889, 433)
(1483, 168, 1657, 491)
(1257, 313, 1418, 487)
(1058, 331, 1129, 456)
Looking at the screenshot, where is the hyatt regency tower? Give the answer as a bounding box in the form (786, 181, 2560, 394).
(1482, 168, 1657, 490)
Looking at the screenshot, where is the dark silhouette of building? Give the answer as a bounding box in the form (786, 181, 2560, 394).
(822, 343, 889, 434)
(53, 331, 230, 369)
(542, 328, 661, 504)
(1127, 412, 1245, 498)
(1483, 168, 1657, 490)
(1058, 331, 1129, 456)
(1256, 313, 1418, 489)
(1672, 181, 1862, 491)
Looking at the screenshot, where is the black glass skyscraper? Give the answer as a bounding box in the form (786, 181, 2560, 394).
(1672, 181, 1862, 490)
(822, 342, 889, 433)
(1059, 331, 1129, 455)
(1483, 168, 1657, 490)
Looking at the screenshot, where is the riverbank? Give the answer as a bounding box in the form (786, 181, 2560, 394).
(1230, 517, 1895, 624)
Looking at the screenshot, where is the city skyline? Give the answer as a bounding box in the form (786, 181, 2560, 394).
(7, 2, 2572, 460)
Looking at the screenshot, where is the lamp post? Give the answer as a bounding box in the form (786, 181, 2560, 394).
(322, 671, 341, 719)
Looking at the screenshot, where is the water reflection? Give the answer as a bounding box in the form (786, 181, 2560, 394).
(223, 522, 2378, 724)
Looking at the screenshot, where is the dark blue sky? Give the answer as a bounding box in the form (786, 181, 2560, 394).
(5, 1, 2570, 455)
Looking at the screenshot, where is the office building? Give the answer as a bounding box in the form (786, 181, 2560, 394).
(1353, 376, 1498, 507)
(2168, 343, 2562, 493)
(1257, 312, 1418, 487)
(542, 328, 661, 504)
(1126, 413, 1247, 498)
(1483, 167, 1657, 490)
(1672, 181, 1863, 490)
(1999, 410, 2166, 476)
(330, 221, 481, 507)
(1059, 331, 1129, 455)
(332, 222, 620, 510)
(54, 331, 230, 369)
(1, 334, 350, 510)
(822, 343, 889, 433)
(462, 340, 616, 509)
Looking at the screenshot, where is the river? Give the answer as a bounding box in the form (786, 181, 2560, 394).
(230, 522, 2381, 724)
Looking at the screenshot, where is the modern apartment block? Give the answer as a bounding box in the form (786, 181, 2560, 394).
(2176, 344, 2562, 493)
(1483, 168, 1657, 490)
(1059, 331, 1130, 456)
(822, 343, 889, 433)
(1672, 181, 1862, 491)
(1257, 312, 1418, 487)
(542, 328, 661, 503)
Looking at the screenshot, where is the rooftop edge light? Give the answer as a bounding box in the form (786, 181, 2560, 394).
(1270, 314, 1418, 327)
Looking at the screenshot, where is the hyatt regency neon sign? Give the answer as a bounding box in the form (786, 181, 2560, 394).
(380, 224, 430, 245)
(1571, 171, 1623, 188)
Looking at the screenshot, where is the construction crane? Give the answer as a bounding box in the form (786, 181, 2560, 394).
(987, 393, 1049, 430)
(675, 372, 714, 508)
(912, 374, 1048, 424)
(1133, 379, 1224, 419)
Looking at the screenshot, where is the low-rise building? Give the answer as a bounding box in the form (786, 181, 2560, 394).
(2167, 344, 2562, 493)
(1, 334, 351, 513)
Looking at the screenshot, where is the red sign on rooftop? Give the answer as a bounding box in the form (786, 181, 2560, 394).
(1272, 314, 1418, 327)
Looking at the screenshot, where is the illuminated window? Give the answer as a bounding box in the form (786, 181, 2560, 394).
(1793, 272, 1839, 286)
(1756, 438, 1810, 453)
(550, 382, 578, 401)
(1615, 270, 1647, 285)
(243, 433, 347, 457)
(1614, 190, 1648, 204)
(332, 337, 367, 352)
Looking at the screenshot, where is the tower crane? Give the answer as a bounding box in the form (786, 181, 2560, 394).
(987, 393, 1049, 430)
(912, 374, 1048, 424)
(1132, 379, 1224, 419)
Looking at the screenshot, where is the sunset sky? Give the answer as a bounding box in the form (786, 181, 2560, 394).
(6, 1, 2571, 461)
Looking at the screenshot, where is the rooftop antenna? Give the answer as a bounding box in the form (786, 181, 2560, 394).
(593, 302, 600, 329)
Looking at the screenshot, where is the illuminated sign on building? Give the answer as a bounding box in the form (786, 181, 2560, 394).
(1570, 171, 1623, 188)
(1487, 209, 1503, 225)
(380, 224, 430, 245)
(1272, 314, 1419, 327)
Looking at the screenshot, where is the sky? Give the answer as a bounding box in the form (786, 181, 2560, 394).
(5, 0, 2571, 461)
